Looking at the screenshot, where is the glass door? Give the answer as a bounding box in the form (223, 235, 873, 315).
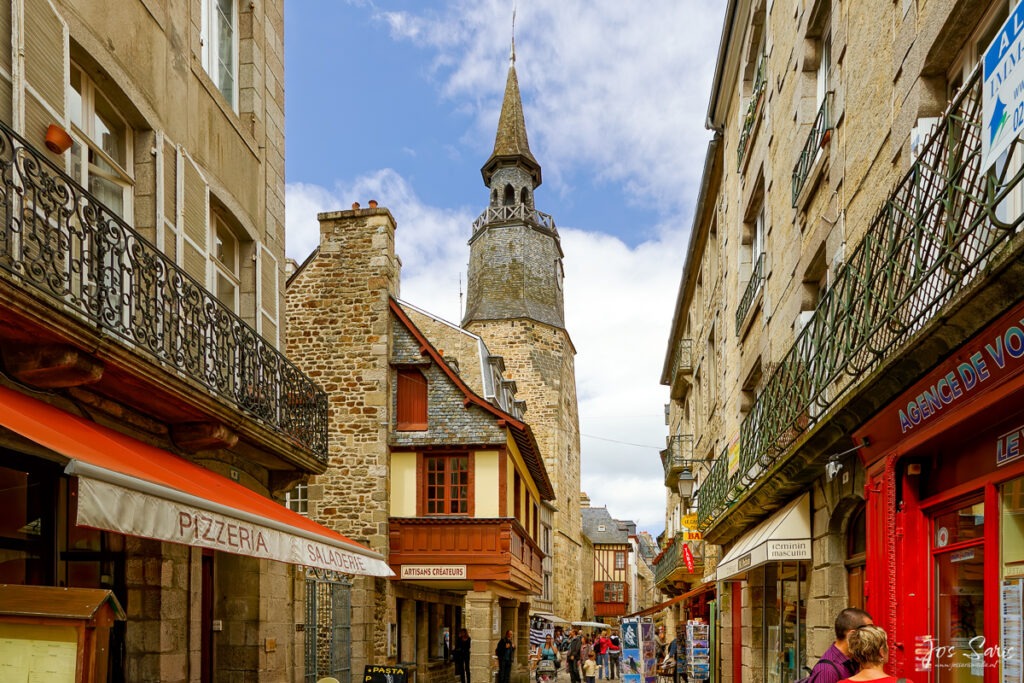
(933, 500, 985, 683)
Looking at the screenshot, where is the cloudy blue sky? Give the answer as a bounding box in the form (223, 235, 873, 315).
(284, 1, 726, 534)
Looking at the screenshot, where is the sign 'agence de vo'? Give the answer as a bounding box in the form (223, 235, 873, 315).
(983, 1, 1024, 171)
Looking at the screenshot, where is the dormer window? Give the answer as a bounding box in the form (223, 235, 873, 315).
(397, 368, 428, 431)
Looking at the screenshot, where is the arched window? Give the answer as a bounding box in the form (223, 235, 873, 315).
(846, 502, 867, 610)
(503, 184, 515, 206)
(520, 188, 531, 206)
(396, 368, 428, 431)
(491, 188, 498, 206)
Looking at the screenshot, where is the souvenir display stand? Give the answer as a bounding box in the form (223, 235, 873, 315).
(0, 584, 125, 682)
(686, 619, 710, 682)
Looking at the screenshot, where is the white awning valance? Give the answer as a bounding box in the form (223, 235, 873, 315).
(712, 493, 811, 582)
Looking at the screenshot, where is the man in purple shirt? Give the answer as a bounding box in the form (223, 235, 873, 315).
(807, 608, 873, 683)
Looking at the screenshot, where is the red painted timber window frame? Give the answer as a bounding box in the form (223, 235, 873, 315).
(420, 453, 472, 516)
(397, 368, 428, 431)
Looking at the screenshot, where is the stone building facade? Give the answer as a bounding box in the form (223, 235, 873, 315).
(661, 0, 1024, 681)
(287, 206, 555, 683)
(0, 2, 395, 682)
(463, 55, 584, 622)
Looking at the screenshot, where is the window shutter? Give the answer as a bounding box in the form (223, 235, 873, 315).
(181, 154, 209, 285)
(159, 138, 180, 263)
(257, 243, 279, 346)
(21, 0, 67, 153)
(396, 368, 428, 430)
(0, 3, 11, 123)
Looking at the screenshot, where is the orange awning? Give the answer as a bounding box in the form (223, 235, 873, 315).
(0, 385, 392, 577)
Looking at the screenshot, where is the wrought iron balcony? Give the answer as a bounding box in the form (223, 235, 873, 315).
(735, 252, 765, 335)
(699, 67, 1023, 530)
(737, 53, 767, 169)
(663, 434, 694, 488)
(653, 533, 705, 587)
(0, 121, 328, 461)
(791, 92, 833, 206)
(471, 204, 556, 234)
(669, 338, 693, 398)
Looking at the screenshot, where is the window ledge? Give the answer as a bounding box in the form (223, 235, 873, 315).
(737, 284, 764, 340)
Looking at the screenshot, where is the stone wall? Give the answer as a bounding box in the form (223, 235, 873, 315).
(286, 207, 401, 676)
(465, 318, 583, 618)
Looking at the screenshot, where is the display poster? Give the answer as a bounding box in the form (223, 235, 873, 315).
(641, 620, 657, 683)
(1002, 580, 1023, 683)
(621, 617, 643, 683)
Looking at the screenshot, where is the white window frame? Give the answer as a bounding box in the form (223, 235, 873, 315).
(67, 63, 134, 221)
(285, 484, 308, 515)
(200, 0, 239, 111)
(211, 212, 241, 313)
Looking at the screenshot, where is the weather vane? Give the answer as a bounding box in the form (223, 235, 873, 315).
(510, 5, 516, 65)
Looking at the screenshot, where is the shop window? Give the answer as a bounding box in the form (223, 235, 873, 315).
(845, 503, 866, 611)
(397, 368, 428, 431)
(0, 461, 57, 585)
(423, 454, 470, 515)
(68, 63, 133, 219)
(285, 483, 308, 515)
(759, 562, 807, 683)
(201, 0, 238, 109)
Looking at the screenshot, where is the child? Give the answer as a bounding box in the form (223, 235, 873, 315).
(583, 651, 599, 683)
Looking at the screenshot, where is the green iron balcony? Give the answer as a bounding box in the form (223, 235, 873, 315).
(737, 53, 767, 170)
(669, 338, 693, 398)
(663, 434, 694, 488)
(699, 66, 1024, 530)
(735, 252, 765, 335)
(792, 92, 833, 206)
(0, 120, 328, 461)
(653, 533, 705, 587)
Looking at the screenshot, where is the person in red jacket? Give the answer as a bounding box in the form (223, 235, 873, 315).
(607, 631, 621, 679)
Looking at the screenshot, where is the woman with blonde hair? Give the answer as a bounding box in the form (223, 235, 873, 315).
(837, 625, 909, 682)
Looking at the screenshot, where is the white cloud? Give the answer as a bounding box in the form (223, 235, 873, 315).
(287, 0, 726, 534)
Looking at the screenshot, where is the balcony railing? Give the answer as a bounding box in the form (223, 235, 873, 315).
(737, 53, 767, 169)
(0, 121, 328, 460)
(699, 67, 1023, 530)
(669, 338, 693, 399)
(472, 204, 557, 234)
(653, 534, 705, 586)
(791, 92, 833, 206)
(663, 434, 694, 488)
(735, 252, 765, 335)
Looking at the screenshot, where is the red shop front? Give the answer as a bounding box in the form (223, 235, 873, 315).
(854, 300, 1024, 683)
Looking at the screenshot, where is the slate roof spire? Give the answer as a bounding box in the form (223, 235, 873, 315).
(481, 14, 542, 188)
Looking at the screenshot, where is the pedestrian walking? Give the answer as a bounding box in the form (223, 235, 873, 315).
(802, 608, 873, 683)
(836, 625, 910, 682)
(667, 628, 687, 683)
(496, 630, 515, 683)
(454, 628, 472, 683)
(608, 631, 621, 679)
(583, 651, 599, 683)
(595, 631, 610, 679)
(567, 628, 583, 683)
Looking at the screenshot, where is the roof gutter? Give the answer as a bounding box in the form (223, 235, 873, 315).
(660, 132, 722, 385)
(705, 0, 739, 130)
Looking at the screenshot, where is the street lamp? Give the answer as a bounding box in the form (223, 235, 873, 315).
(677, 467, 695, 500)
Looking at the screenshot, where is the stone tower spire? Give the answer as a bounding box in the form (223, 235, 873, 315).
(464, 59, 564, 330)
(462, 52, 582, 621)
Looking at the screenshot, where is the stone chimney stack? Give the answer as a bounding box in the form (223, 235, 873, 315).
(316, 204, 401, 299)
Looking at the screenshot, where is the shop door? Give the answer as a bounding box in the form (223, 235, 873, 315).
(932, 500, 985, 683)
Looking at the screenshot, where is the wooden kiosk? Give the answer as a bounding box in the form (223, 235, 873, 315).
(0, 584, 125, 682)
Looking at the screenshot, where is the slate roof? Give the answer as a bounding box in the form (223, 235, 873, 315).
(481, 64, 542, 186)
(581, 506, 631, 545)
